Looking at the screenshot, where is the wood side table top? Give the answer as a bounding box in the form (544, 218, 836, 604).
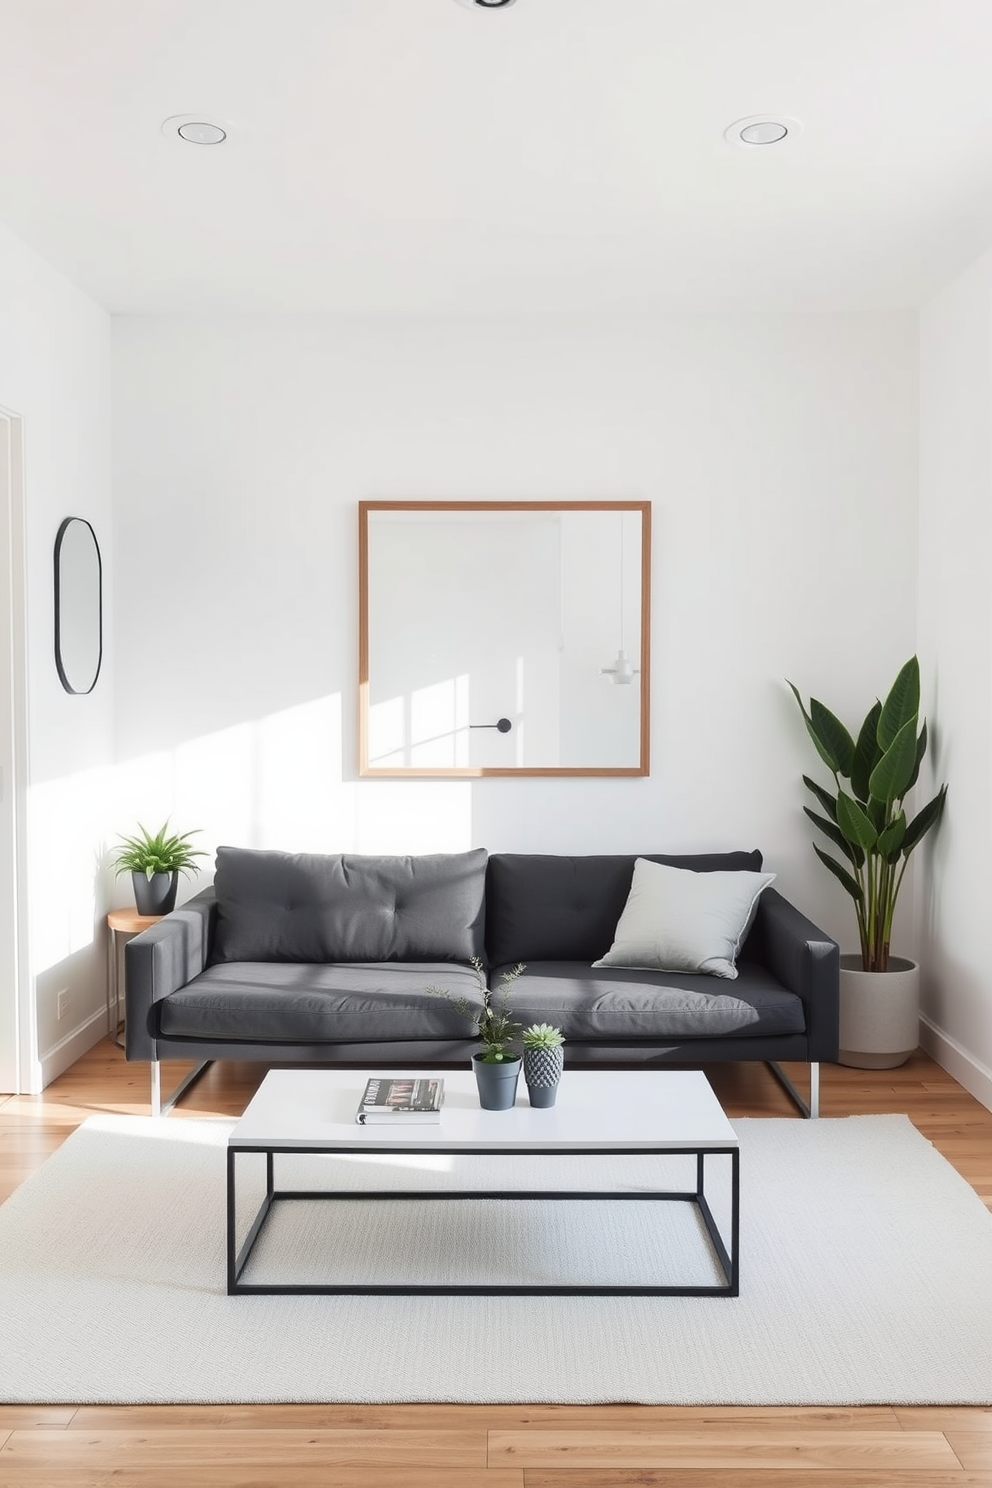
(107, 908, 164, 934)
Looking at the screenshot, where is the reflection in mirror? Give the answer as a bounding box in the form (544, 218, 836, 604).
(54, 517, 102, 695)
(359, 501, 650, 777)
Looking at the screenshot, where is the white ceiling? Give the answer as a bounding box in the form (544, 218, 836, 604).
(0, 0, 990, 314)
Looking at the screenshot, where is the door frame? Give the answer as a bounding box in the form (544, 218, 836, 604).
(0, 407, 30, 1094)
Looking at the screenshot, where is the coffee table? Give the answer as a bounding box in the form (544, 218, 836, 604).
(226, 1068, 739, 1297)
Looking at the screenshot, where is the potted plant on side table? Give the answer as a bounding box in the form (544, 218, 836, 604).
(113, 819, 207, 916)
(429, 958, 525, 1109)
(788, 655, 947, 1068)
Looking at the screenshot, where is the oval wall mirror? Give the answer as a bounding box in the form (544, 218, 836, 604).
(54, 517, 103, 695)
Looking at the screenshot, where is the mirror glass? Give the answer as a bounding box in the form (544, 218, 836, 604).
(360, 501, 650, 776)
(54, 517, 102, 695)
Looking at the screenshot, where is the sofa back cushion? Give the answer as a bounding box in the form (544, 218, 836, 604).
(211, 846, 488, 964)
(485, 851, 764, 966)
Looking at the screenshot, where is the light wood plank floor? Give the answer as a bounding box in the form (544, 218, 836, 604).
(0, 1042, 990, 1488)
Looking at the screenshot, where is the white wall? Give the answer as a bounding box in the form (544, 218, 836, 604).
(918, 249, 992, 1107)
(0, 218, 113, 1089)
(111, 312, 918, 946)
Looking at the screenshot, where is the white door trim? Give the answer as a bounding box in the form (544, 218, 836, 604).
(0, 408, 30, 1093)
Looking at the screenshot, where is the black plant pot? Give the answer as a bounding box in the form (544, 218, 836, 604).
(132, 870, 178, 916)
(472, 1053, 521, 1110)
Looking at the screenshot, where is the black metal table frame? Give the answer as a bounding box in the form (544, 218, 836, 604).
(226, 1141, 740, 1297)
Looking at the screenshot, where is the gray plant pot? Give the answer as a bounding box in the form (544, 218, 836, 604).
(132, 870, 178, 917)
(472, 1053, 521, 1110)
(524, 1046, 564, 1107)
(838, 953, 919, 1069)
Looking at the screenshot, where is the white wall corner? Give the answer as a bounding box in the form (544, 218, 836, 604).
(920, 1013, 992, 1116)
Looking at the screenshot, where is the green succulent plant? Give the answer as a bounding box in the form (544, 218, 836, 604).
(522, 1022, 565, 1050)
(113, 820, 207, 881)
(427, 957, 526, 1063)
(788, 656, 947, 973)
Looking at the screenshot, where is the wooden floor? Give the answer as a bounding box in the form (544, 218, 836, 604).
(0, 1044, 990, 1487)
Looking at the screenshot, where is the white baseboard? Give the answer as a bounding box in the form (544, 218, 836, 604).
(919, 1013, 992, 1115)
(39, 1006, 109, 1091)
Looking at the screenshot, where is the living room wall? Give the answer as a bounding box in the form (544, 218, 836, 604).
(0, 218, 114, 1090)
(918, 246, 992, 1108)
(111, 311, 918, 953)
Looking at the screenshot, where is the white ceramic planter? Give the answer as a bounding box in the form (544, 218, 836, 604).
(838, 953, 920, 1069)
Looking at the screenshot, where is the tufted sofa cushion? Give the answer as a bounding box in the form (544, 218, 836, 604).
(210, 846, 488, 964)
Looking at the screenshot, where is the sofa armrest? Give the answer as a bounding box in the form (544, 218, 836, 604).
(124, 887, 217, 1060)
(749, 886, 839, 1061)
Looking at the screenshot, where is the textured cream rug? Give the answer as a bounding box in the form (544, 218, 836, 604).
(2, 1112, 991, 1404)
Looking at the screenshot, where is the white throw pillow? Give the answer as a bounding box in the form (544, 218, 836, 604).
(592, 858, 776, 980)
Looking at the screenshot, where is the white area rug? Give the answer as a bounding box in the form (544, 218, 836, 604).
(2, 1113, 991, 1405)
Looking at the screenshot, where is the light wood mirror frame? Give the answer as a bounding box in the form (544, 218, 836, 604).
(359, 500, 651, 777)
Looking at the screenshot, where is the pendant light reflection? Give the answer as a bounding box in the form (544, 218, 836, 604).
(600, 513, 639, 686)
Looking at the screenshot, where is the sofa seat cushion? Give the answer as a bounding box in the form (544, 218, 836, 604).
(158, 961, 484, 1043)
(211, 846, 488, 965)
(493, 960, 806, 1041)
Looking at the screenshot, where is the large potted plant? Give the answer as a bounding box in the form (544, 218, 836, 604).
(789, 656, 947, 1068)
(113, 819, 207, 916)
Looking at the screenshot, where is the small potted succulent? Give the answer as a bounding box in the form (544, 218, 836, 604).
(522, 1023, 565, 1107)
(428, 958, 525, 1109)
(113, 819, 207, 916)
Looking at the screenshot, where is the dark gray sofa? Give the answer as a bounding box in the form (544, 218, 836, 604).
(125, 845, 839, 1117)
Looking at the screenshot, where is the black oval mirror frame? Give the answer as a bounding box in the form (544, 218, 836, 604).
(54, 516, 103, 695)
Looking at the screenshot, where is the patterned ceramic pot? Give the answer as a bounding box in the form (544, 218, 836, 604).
(523, 1046, 564, 1108)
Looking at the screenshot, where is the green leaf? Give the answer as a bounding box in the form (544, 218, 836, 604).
(903, 719, 928, 795)
(868, 796, 888, 832)
(837, 790, 878, 852)
(878, 657, 920, 751)
(877, 809, 907, 863)
(802, 775, 839, 822)
(788, 682, 855, 777)
(851, 701, 882, 803)
(902, 785, 948, 856)
(809, 699, 856, 778)
(803, 807, 865, 867)
(814, 844, 864, 903)
(112, 817, 207, 879)
(868, 717, 918, 804)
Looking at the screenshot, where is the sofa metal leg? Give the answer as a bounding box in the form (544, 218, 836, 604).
(767, 1060, 819, 1119)
(150, 1059, 213, 1117)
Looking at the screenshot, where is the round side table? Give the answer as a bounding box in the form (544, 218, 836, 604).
(107, 908, 163, 1048)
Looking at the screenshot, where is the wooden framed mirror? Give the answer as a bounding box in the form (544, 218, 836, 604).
(359, 500, 651, 777)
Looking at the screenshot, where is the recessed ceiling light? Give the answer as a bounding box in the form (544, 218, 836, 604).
(454, 0, 517, 9)
(161, 114, 228, 145)
(724, 115, 802, 148)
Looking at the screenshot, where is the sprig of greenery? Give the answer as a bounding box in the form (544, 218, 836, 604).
(789, 656, 947, 972)
(522, 1022, 564, 1050)
(427, 956, 526, 1063)
(113, 820, 207, 881)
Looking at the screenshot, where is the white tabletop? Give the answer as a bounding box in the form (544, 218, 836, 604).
(230, 1068, 738, 1153)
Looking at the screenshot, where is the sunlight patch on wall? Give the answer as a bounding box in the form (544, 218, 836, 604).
(29, 763, 114, 970)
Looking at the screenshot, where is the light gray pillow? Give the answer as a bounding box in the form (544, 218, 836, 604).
(591, 857, 775, 979)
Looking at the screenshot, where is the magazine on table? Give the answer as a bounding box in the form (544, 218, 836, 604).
(355, 1076, 444, 1124)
